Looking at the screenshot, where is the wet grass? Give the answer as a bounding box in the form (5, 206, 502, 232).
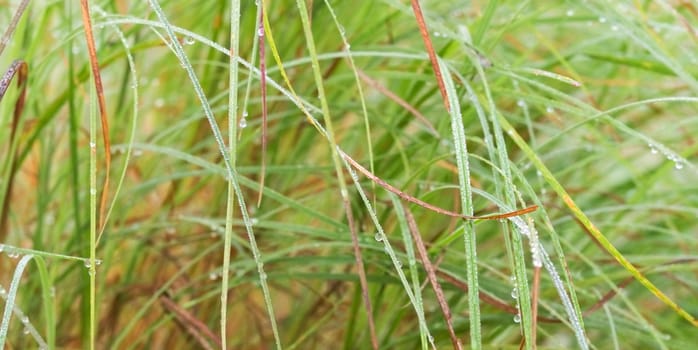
(1, 1, 698, 349)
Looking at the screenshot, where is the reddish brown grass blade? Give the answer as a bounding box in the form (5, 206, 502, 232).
(341, 150, 537, 220)
(79, 0, 111, 232)
(160, 294, 222, 350)
(0, 60, 28, 241)
(410, 0, 450, 112)
(404, 206, 463, 349)
(356, 69, 438, 136)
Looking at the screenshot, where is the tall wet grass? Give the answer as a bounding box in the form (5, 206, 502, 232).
(1, 1, 697, 349)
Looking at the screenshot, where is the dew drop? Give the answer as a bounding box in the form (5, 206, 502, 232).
(546, 106, 554, 113)
(84, 261, 92, 269)
(250, 218, 259, 226)
(209, 272, 218, 280)
(8, 251, 20, 259)
(183, 36, 195, 45)
(516, 99, 526, 108)
(23, 327, 30, 335)
(89, 142, 96, 149)
(511, 287, 519, 299)
(257, 28, 265, 37)
(239, 118, 248, 128)
(674, 162, 684, 170)
(0, 244, 4, 253)
(374, 233, 383, 242)
(599, 17, 607, 23)
(513, 314, 521, 323)
(648, 144, 658, 154)
(259, 272, 267, 280)
(90, 188, 97, 196)
(566, 9, 575, 17)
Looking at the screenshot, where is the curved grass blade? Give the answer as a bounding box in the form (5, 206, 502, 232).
(500, 117, 698, 328)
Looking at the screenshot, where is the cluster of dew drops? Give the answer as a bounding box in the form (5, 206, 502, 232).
(0, 244, 101, 276)
(649, 143, 686, 170)
(510, 275, 522, 324)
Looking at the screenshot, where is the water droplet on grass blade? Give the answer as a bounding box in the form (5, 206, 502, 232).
(239, 118, 248, 128)
(513, 314, 521, 323)
(648, 143, 658, 154)
(374, 233, 383, 242)
(183, 36, 195, 45)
